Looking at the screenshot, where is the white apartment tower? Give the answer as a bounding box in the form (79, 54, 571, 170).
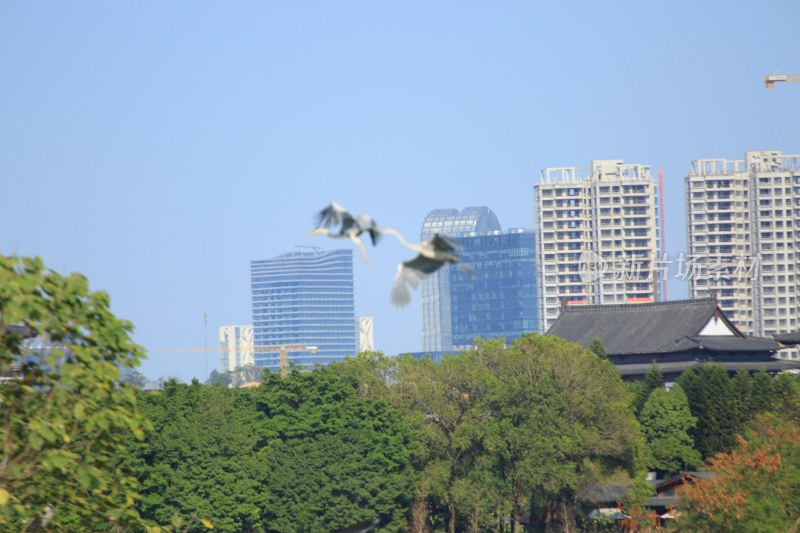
(686, 150, 800, 344)
(218, 325, 254, 372)
(535, 160, 663, 332)
(357, 316, 375, 353)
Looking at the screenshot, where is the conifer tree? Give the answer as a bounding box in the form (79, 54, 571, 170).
(749, 368, 777, 415)
(640, 385, 701, 476)
(588, 336, 606, 358)
(677, 365, 741, 458)
(633, 361, 664, 415)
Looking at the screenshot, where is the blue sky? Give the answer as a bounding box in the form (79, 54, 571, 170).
(2, 2, 798, 382)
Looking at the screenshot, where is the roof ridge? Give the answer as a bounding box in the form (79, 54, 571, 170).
(562, 297, 716, 313)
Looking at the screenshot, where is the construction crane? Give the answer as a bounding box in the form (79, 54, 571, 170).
(159, 344, 318, 379)
(764, 73, 800, 88)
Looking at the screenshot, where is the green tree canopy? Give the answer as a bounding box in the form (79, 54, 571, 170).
(486, 334, 647, 532)
(393, 334, 648, 532)
(122, 381, 264, 532)
(257, 358, 419, 533)
(632, 361, 665, 415)
(391, 345, 496, 533)
(677, 366, 742, 459)
(588, 336, 606, 358)
(0, 255, 151, 531)
(639, 384, 701, 476)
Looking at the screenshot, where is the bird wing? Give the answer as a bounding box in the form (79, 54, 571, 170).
(339, 211, 359, 233)
(403, 254, 445, 275)
(315, 202, 348, 228)
(431, 233, 460, 252)
(355, 213, 382, 246)
(391, 264, 414, 307)
(390, 255, 444, 308)
(367, 228, 382, 246)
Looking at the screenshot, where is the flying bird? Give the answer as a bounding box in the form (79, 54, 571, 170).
(380, 228, 473, 307)
(307, 202, 382, 264)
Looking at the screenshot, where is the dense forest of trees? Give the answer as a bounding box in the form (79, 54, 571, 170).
(123, 352, 800, 533)
(117, 337, 646, 532)
(4, 255, 800, 532)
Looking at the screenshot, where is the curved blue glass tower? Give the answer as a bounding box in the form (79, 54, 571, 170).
(419, 206, 502, 351)
(250, 248, 357, 371)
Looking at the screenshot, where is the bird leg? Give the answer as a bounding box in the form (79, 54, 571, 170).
(352, 237, 371, 266)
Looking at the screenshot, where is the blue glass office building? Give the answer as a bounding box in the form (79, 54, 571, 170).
(250, 248, 357, 371)
(449, 230, 538, 349)
(420, 207, 501, 351)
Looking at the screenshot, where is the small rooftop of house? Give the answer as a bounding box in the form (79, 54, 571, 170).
(546, 297, 781, 356)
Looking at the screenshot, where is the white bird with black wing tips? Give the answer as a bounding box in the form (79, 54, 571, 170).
(307, 202, 382, 265)
(379, 228, 474, 307)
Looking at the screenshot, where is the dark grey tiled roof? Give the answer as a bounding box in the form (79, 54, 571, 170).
(645, 496, 677, 507)
(774, 331, 800, 345)
(691, 336, 780, 351)
(615, 359, 796, 376)
(546, 298, 780, 355)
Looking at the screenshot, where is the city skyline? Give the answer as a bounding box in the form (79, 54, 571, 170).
(2, 2, 798, 382)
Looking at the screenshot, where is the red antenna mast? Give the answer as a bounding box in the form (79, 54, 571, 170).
(658, 168, 667, 300)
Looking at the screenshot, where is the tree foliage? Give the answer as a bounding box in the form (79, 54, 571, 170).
(206, 364, 264, 388)
(393, 334, 647, 533)
(677, 365, 742, 459)
(588, 337, 606, 358)
(0, 255, 152, 531)
(121, 368, 149, 388)
(391, 345, 496, 532)
(676, 412, 800, 532)
(20, 253, 800, 533)
(123, 354, 419, 533)
(120, 380, 263, 532)
(631, 362, 664, 415)
(639, 384, 701, 476)
(257, 360, 418, 533)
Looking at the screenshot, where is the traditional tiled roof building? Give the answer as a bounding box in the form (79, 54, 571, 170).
(547, 297, 799, 379)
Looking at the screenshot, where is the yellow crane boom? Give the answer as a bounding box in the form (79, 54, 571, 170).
(765, 73, 800, 88)
(159, 344, 318, 378)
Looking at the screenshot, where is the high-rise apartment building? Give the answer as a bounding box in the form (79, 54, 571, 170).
(420, 207, 501, 352)
(250, 248, 357, 372)
(535, 160, 662, 332)
(449, 229, 538, 350)
(685, 150, 800, 345)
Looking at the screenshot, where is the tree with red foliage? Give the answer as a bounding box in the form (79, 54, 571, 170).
(675, 412, 800, 532)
